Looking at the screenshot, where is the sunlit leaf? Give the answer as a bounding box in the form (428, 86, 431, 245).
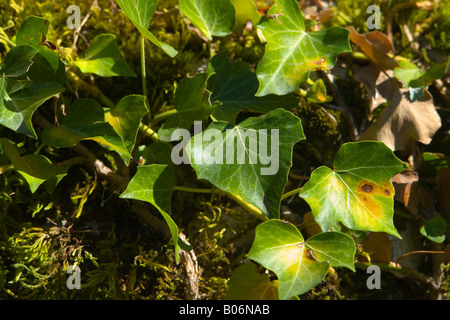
(15, 15, 49, 47)
(186, 108, 305, 219)
(179, 0, 235, 41)
(226, 262, 278, 300)
(306, 78, 332, 103)
(300, 141, 405, 237)
(347, 26, 397, 71)
(255, 0, 351, 96)
(115, 0, 177, 57)
(248, 220, 354, 299)
(230, 0, 261, 33)
(105, 94, 148, 163)
(74, 33, 137, 77)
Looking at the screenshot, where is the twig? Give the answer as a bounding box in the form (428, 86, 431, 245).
(72, 0, 98, 53)
(385, 1, 434, 52)
(179, 233, 200, 300)
(355, 261, 441, 290)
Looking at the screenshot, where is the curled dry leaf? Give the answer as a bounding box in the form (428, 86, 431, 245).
(360, 87, 441, 151)
(347, 26, 397, 71)
(391, 170, 433, 215)
(354, 64, 396, 113)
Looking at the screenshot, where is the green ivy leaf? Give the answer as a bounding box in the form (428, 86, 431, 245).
(74, 33, 137, 77)
(115, 0, 178, 57)
(299, 141, 405, 237)
(304, 232, 356, 270)
(158, 73, 220, 141)
(186, 108, 305, 219)
(137, 141, 174, 167)
(105, 94, 148, 163)
(179, 0, 236, 41)
(248, 220, 355, 300)
(207, 52, 299, 123)
(255, 0, 351, 96)
(0, 138, 64, 193)
(28, 49, 68, 84)
(0, 74, 64, 139)
(120, 164, 189, 263)
(42, 98, 130, 161)
(16, 16, 67, 85)
(1, 45, 38, 77)
(225, 262, 278, 300)
(15, 15, 49, 46)
(420, 216, 447, 244)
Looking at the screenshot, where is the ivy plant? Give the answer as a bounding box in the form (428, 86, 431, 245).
(1, 0, 446, 300)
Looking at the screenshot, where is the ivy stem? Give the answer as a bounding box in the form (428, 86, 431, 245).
(396, 250, 445, 267)
(173, 186, 268, 221)
(281, 187, 302, 200)
(0, 34, 15, 48)
(149, 109, 178, 125)
(0, 163, 14, 174)
(139, 123, 159, 141)
(140, 36, 151, 120)
(222, 191, 269, 221)
(67, 70, 116, 110)
(173, 186, 215, 194)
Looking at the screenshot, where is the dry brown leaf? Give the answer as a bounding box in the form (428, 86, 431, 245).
(435, 167, 450, 215)
(391, 170, 433, 215)
(347, 26, 398, 71)
(302, 6, 334, 26)
(360, 232, 392, 263)
(360, 87, 441, 151)
(354, 64, 397, 112)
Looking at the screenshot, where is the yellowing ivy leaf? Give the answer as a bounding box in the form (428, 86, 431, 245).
(299, 141, 406, 238)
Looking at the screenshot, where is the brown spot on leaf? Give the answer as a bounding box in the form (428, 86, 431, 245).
(312, 57, 326, 65)
(357, 181, 394, 198)
(361, 184, 374, 193)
